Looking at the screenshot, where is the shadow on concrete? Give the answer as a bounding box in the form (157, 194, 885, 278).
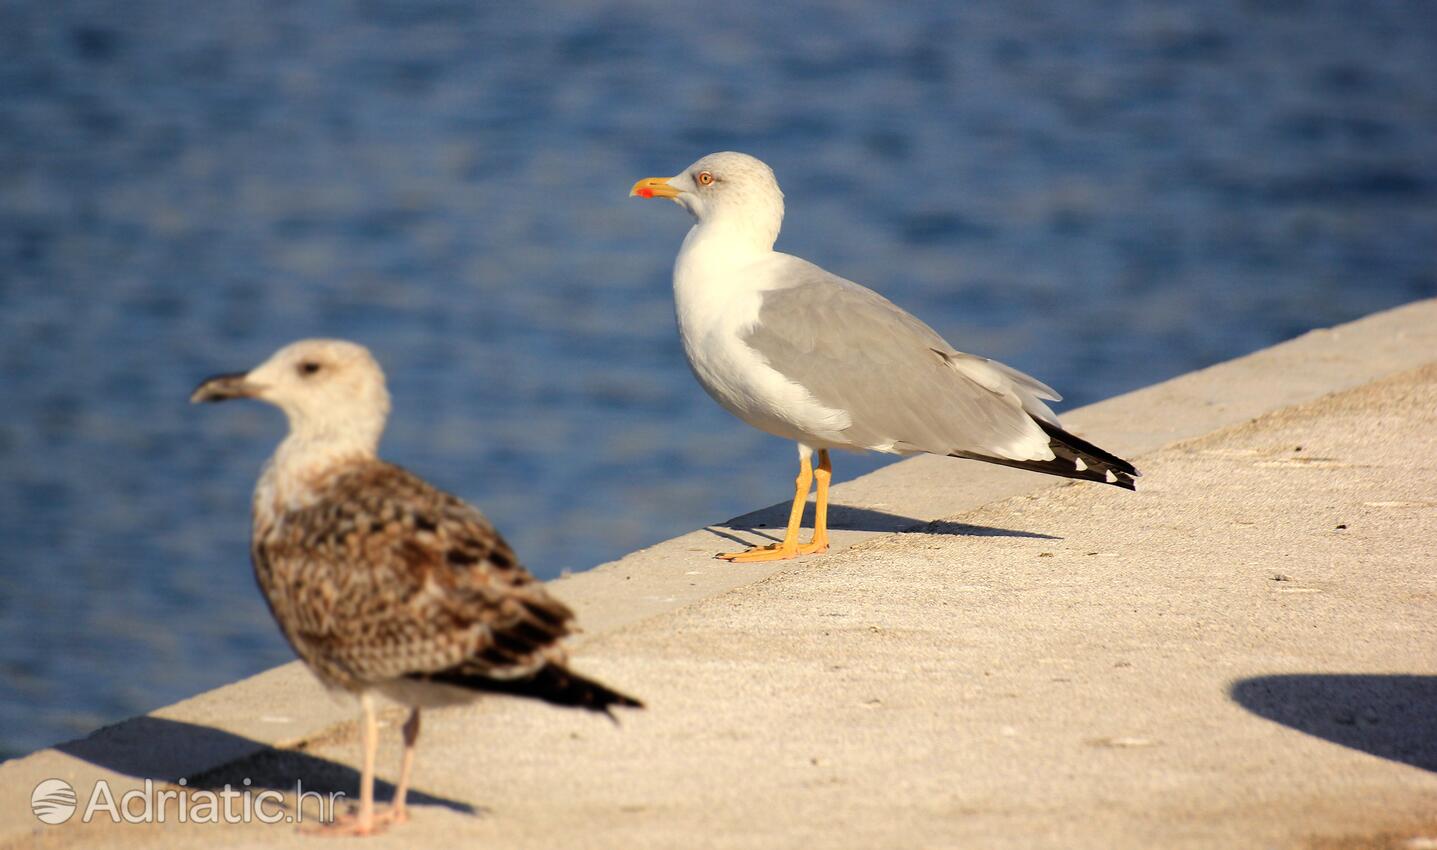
(712, 502, 1060, 544)
(1230, 674, 1437, 773)
(57, 716, 477, 815)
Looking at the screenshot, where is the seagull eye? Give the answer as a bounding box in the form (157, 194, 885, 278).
(697, 171, 715, 186)
(298, 361, 322, 376)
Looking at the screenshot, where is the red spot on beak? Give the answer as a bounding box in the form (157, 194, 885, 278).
(637, 187, 654, 199)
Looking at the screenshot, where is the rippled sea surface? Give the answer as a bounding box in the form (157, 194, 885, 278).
(1, 0, 1433, 758)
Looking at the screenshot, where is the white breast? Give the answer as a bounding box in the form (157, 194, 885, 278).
(672, 228, 851, 447)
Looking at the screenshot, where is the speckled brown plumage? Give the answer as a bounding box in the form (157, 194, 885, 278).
(252, 458, 636, 709)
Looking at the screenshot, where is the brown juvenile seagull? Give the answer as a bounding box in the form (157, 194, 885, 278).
(192, 339, 642, 836)
(632, 152, 1138, 562)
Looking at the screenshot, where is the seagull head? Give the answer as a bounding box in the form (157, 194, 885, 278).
(192, 338, 392, 452)
(631, 151, 785, 250)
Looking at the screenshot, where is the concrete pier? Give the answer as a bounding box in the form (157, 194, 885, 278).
(3, 300, 1434, 849)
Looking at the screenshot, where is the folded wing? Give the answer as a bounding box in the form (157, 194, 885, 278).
(743, 255, 1060, 463)
(253, 462, 577, 689)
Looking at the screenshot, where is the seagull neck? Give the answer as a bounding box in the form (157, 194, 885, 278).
(679, 218, 776, 276)
(260, 422, 380, 509)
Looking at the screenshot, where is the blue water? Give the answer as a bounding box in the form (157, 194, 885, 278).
(1, 0, 1433, 759)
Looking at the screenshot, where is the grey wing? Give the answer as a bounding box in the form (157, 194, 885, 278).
(257, 463, 574, 689)
(743, 255, 1061, 461)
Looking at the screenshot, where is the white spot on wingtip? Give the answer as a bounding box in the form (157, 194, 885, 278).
(1105, 469, 1117, 483)
(1074, 458, 1087, 471)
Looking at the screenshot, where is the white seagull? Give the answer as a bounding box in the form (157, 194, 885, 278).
(192, 339, 641, 836)
(631, 152, 1138, 563)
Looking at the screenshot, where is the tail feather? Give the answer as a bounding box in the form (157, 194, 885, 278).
(953, 420, 1139, 490)
(412, 663, 643, 716)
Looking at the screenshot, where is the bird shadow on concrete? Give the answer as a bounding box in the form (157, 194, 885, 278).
(709, 502, 1060, 547)
(1230, 674, 1437, 773)
(57, 715, 478, 816)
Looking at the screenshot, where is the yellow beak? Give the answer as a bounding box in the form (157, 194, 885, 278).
(630, 177, 681, 200)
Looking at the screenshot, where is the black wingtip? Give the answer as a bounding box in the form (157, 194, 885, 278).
(951, 421, 1139, 490)
(599, 691, 646, 725)
(414, 664, 643, 714)
(1037, 420, 1138, 478)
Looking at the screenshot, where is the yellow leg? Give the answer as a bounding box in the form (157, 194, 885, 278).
(797, 449, 831, 555)
(718, 452, 814, 562)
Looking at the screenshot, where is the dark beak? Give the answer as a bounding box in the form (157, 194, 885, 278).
(190, 372, 260, 404)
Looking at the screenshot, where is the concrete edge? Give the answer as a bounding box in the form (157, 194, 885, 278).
(2, 298, 1433, 835)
